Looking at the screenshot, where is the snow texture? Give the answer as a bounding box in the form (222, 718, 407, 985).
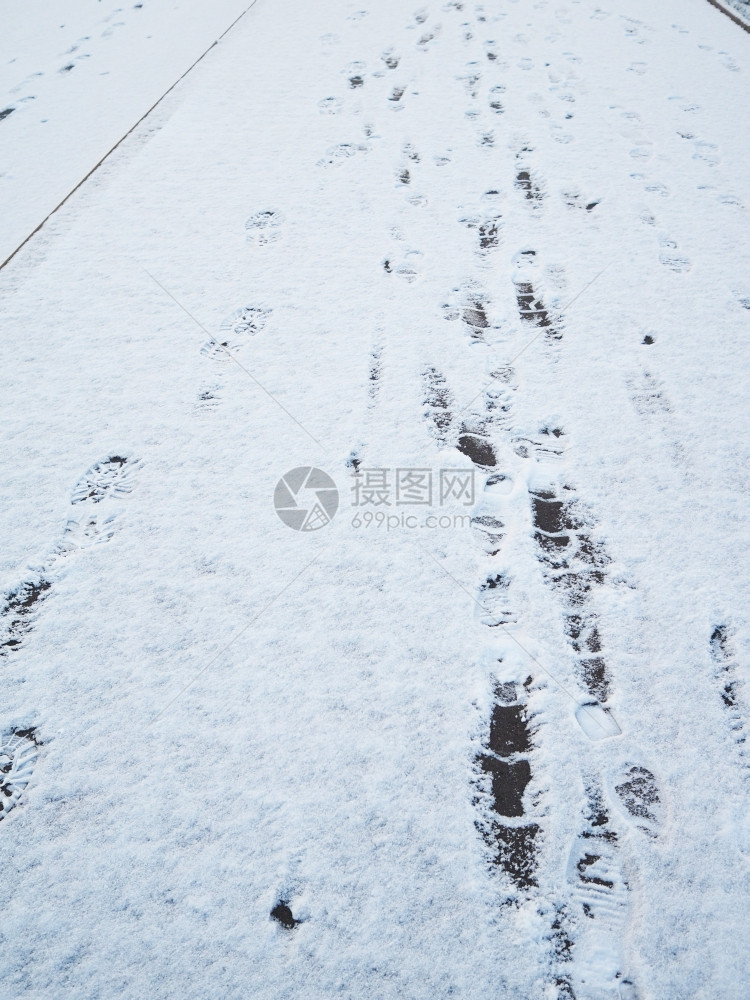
(1, 0, 749, 997)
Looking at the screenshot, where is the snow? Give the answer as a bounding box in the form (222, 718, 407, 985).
(1, 0, 749, 997)
(0, 0, 252, 264)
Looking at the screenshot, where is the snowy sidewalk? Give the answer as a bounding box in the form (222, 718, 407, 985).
(1, 1, 749, 997)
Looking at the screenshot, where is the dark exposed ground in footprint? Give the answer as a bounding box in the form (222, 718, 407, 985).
(614, 765, 661, 837)
(423, 367, 455, 446)
(0, 579, 52, 657)
(0, 728, 40, 821)
(462, 216, 502, 255)
(417, 30, 438, 48)
(475, 681, 539, 889)
(463, 297, 489, 333)
(515, 282, 562, 341)
(515, 168, 544, 203)
(530, 488, 612, 701)
(457, 430, 497, 468)
(0, 107, 14, 121)
(478, 217, 501, 251)
(489, 86, 505, 113)
(563, 191, 599, 212)
(479, 757, 531, 816)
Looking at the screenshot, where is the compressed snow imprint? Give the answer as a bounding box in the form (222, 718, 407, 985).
(0, 729, 39, 822)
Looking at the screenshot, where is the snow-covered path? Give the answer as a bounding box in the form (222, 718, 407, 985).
(1, 1, 749, 997)
(0, 0, 253, 265)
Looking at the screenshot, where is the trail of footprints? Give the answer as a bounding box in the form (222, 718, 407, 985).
(415, 128, 663, 987)
(196, 216, 274, 410)
(710, 624, 748, 775)
(0, 455, 141, 821)
(256, 0, 681, 979)
(1, 456, 141, 658)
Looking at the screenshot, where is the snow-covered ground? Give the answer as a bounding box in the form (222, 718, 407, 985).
(1, 0, 749, 997)
(0, 0, 252, 264)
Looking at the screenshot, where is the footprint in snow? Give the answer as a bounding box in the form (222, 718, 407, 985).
(515, 165, 545, 205)
(476, 572, 517, 629)
(389, 85, 406, 107)
(417, 27, 441, 49)
(2, 456, 141, 655)
(71, 455, 141, 505)
(565, 783, 638, 999)
(0, 729, 39, 822)
(489, 85, 505, 114)
(245, 210, 284, 246)
(693, 140, 720, 165)
(612, 765, 663, 837)
(317, 142, 367, 167)
(628, 370, 672, 415)
(0, 580, 52, 657)
(457, 424, 498, 469)
(475, 677, 540, 891)
(442, 282, 493, 342)
(422, 366, 456, 448)
(658, 237, 691, 272)
(529, 482, 614, 704)
(460, 213, 502, 255)
(382, 249, 422, 282)
(218, 304, 271, 345)
(318, 97, 342, 114)
(196, 385, 222, 411)
(55, 511, 119, 555)
(709, 624, 748, 770)
(199, 305, 270, 363)
(344, 61, 366, 88)
(644, 181, 669, 197)
(563, 191, 600, 212)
